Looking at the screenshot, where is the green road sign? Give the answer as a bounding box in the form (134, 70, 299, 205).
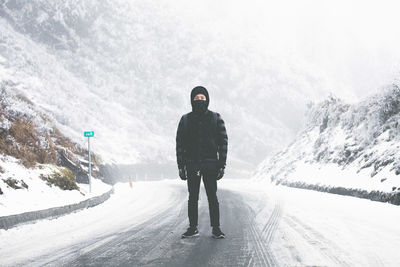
(84, 131, 94, 137)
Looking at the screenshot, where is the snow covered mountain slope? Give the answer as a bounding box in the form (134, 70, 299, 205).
(0, 86, 110, 216)
(0, 0, 352, 170)
(253, 84, 400, 203)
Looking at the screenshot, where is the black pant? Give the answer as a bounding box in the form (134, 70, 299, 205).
(186, 163, 220, 228)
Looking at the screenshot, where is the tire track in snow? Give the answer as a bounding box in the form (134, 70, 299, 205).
(284, 215, 353, 267)
(246, 200, 282, 267)
(261, 201, 282, 243)
(247, 220, 270, 266)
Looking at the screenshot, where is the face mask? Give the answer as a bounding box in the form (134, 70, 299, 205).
(192, 100, 207, 114)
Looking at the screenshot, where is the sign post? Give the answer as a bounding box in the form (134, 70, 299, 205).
(84, 131, 94, 193)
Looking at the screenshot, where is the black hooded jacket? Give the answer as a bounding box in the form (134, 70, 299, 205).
(176, 86, 228, 169)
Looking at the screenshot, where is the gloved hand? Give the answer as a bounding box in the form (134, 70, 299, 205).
(179, 167, 187, 180)
(216, 167, 225, 180)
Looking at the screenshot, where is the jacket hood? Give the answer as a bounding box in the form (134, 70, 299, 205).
(190, 86, 210, 109)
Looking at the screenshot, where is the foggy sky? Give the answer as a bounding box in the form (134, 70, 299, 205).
(170, 0, 400, 102)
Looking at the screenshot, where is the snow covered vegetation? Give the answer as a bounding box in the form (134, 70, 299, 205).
(254, 84, 400, 204)
(0, 86, 110, 216)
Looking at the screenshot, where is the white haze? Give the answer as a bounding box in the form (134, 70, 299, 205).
(1, 0, 400, 175)
(174, 0, 400, 99)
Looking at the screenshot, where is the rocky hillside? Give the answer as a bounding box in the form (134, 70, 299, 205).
(254, 83, 400, 204)
(0, 85, 102, 198)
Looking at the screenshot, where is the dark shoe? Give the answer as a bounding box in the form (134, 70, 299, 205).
(212, 227, 225, 239)
(181, 227, 199, 238)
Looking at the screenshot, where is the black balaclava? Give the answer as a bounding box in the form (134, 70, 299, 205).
(191, 86, 210, 115)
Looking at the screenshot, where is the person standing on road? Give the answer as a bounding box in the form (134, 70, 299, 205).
(176, 86, 228, 239)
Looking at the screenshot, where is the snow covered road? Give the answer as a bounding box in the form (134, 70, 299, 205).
(1, 179, 399, 266)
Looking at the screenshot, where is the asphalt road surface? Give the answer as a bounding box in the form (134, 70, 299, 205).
(25, 185, 281, 267)
(6, 180, 397, 266)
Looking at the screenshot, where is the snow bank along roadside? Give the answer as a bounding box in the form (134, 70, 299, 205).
(0, 155, 112, 217)
(277, 179, 400, 206)
(273, 162, 400, 205)
(0, 184, 114, 230)
(255, 161, 400, 206)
